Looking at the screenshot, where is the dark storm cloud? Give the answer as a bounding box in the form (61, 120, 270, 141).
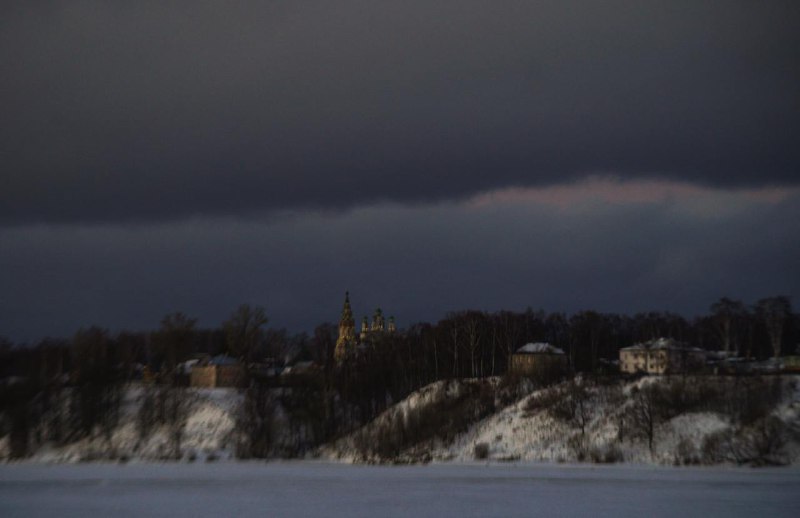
(1, 184, 798, 342)
(1, 1, 798, 224)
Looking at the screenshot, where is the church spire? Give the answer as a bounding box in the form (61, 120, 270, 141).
(334, 291, 356, 362)
(341, 291, 354, 322)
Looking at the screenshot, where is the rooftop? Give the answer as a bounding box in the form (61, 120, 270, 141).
(515, 342, 565, 355)
(209, 355, 240, 366)
(621, 337, 703, 352)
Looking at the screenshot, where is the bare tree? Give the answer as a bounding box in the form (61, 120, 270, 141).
(136, 384, 194, 459)
(224, 304, 268, 361)
(463, 312, 484, 378)
(710, 297, 746, 354)
(311, 323, 336, 367)
(755, 296, 792, 358)
(151, 312, 197, 378)
(629, 385, 660, 453)
(498, 311, 522, 373)
(69, 327, 122, 441)
(551, 379, 592, 436)
(448, 318, 460, 378)
(236, 384, 276, 458)
(569, 311, 605, 372)
(163, 387, 193, 459)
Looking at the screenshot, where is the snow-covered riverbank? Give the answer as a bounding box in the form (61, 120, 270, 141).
(324, 375, 800, 465)
(4, 375, 799, 466)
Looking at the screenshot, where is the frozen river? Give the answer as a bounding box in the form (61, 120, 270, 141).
(1, 462, 798, 517)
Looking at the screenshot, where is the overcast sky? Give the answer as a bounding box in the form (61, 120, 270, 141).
(1, 2, 798, 341)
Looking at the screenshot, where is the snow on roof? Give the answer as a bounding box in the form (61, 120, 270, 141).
(515, 343, 565, 355)
(621, 337, 702, 352)
(209, 355, 239, 366)
(177, 358, 200, 374)
(705, 350, 738, 360)
(282, 361, 316, 375)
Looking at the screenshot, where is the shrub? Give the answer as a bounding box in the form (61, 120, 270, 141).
(523, 387, 561, 415)
(496, 375, 531, 407)
(731, 378, 783, 426)
(674, 437, 700, 465)
(744, 416, 789, 466)
(474, 442, 489, 460)
(701, 417, 789, 466)
(550, 380, 592, 435)
(589, 443, 623, 464)
(701, 430, 734, 465)
(567, 434, 588, 461)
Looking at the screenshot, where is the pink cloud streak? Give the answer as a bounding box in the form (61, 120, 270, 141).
(467, 177, 797, 210)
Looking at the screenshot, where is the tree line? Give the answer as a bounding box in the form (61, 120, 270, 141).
(0, 296, 797, 459)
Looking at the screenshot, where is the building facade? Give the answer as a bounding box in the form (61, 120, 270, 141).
(619, 338, 706, 375)
(360, 308, 396, 340)
(334, 292, 396, 362)
(189, 355, 246, 388)
(510, 343, 567, 377)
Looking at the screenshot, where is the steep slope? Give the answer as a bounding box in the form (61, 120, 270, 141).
(320, 378, 532, 463)
(324, 375, 800, 466)
(2, 386, 243, 463)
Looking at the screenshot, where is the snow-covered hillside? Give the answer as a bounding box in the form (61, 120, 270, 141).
(3, 375, 799, 466)
(323, 375, 800, 466)
(0, 386, 243, 463)
(320, 379, 486, 463)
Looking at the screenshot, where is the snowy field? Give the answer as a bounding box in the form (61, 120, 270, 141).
(1, 462, 798, 518)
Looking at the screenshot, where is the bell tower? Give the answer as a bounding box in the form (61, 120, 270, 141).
(360, 316, 369, 340)
(334, 292, 356, 362)
(371, 307, 385, 332)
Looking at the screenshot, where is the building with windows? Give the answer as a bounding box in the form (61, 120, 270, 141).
(510, 342, 567, 377)
(619, 338, 705, 375)
(189, 355, 246, 387)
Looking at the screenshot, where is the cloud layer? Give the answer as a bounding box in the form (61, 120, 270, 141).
(2, 179, 798, 341)
(2, 1, 798, 224)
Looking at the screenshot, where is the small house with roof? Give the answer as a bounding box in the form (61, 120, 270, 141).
(619, 337, 706, 375)
(510, 342, 567, 377)
(189, 354, 246, 388)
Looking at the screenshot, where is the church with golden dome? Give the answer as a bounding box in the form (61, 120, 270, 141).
(334, 292, 396, 362)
